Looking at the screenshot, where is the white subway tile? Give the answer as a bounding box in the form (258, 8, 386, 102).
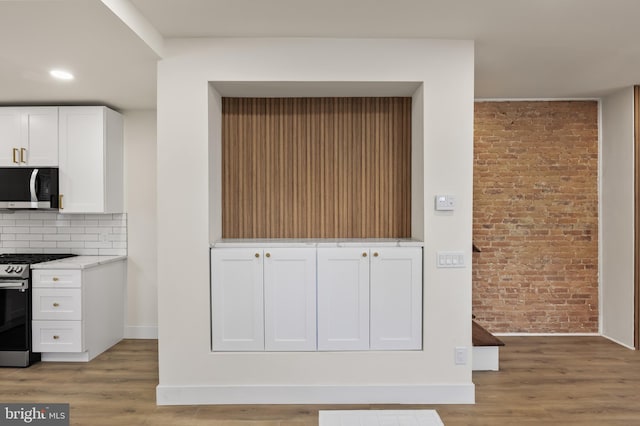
(107, 234, 127, 242)
(30, 212, 57, 220)
(98, 248, 126, 255)
(2, 241, 29, 248)
(2, 227, 24, 234)
(84, 241, 112, 249)
(21, 248, 45, 254)
(30, 227, 57, 234)
(43, 234, 71, 241)
(57, 242, 87, 249)
(0, 220, 16, 226)
(43, 220, 71, 227)
(85, 227, 110, 234)
(74, 248, 100, 255)
(30, 241, 57, 248)
(112, 242, 127, 249)
(70, 220, 100, 227)
(0, 248, 17, 254)
(7, 213, 30, 220)
(17, 234, 43, 241)
(57, 227, 86, 234)
(84, 214, 113, 220)
(17, 220, 41, 226)
(71, 234, 99, 241)
(99, 220, 125, 227)
(112, 227, 127, 234)
(0, 234, 15, 241)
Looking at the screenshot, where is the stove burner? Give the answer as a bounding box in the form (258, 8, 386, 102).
(0, 253, 76, 265)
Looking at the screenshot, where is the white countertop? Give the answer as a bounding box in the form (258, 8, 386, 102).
(211, 239, 424, 248)
(31, 255, 127, 270)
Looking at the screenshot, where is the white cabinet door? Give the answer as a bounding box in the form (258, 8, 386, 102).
(211, 248, 264, 351)
(58, 106, 123, 213)
(264, 248, 317, 351)
(370, 247, 423, 350)
(317, 248, 370, 351)
(24, 107, 58, 166)
(0, 107, 58, 167)
(0, 108, 22, 166)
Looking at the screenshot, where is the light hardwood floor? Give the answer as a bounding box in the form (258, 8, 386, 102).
(1, 337, 639, 425)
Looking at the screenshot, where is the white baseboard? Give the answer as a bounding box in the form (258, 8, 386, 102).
(124, 325, 158, 339)
(601, 334, 636, 350)
(493, 332, 599, 337)
(156, 384, 475, 405)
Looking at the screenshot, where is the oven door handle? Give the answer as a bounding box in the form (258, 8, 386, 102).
(0, 280, 28, 289)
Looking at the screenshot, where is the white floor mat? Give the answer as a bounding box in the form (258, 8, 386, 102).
(319, 409, 444, 426)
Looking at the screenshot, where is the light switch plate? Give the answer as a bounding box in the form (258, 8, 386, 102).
(435, 195, 455, 211)
(455, 347, 468, 365)
(436, 251, 465, 268)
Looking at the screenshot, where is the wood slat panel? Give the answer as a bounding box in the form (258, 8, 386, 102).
(221, 97, 412, 239)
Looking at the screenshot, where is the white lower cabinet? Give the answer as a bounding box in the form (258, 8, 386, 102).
(31, 260, 126, 362)
(210, 245, 422, 352)
(264, 248, 316, 351)
(210, 248, 264, 351)
(369, 247, 423, 350)
(317, 248, 370, 350)
(211, 248, 316, 351)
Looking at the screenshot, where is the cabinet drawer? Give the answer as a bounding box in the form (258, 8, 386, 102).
(32, 321, 83, 353)
(32, 289, 82, 320)
(33, 270, 81, 288)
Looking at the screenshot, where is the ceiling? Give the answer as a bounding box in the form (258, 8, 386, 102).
(2, 0, 640, 110)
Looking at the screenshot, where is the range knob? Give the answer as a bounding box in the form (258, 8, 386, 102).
(4, 266, 14, 273)
(14, 266, 24, 274)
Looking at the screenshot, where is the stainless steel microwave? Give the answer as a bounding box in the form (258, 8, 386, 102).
(0, 167, 59, 209)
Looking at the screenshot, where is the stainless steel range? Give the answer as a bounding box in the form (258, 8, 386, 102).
(0, 253, 76, 367)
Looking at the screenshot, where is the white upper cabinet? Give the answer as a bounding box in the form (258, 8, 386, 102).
(58, 107, 123, 213)
(264, 248, 317, 351)
(0, 107, 58, 167)
(317, 248, 370, 351)
(370, 247, 423, 350)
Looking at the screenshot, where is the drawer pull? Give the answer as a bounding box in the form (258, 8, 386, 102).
(52, 277, 59, 282)
(373, 252, 379, 257)
(362, 252, 367, 257)
(255, 253, 260, 258)
(53, 335, 60, 340)
(266, 252, 271, 258)
(53, 302, 60, 307)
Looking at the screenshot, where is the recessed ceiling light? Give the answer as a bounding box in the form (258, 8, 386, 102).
(50, 69, 74, 81)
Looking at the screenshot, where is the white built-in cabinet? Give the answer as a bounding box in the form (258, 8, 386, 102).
(0, 107, 58, 167)
(317, 248, 370, 350)
(211, 248, 317, 351)
(58, 107, 123, 213)
(211, 245, 422, 352)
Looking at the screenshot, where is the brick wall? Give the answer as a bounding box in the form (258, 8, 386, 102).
(473, 101, 599, 333)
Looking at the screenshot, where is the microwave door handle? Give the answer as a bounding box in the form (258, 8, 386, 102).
(30, 168, 39, 207)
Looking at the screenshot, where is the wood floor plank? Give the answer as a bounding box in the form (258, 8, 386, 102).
(0, 337, 638, 425)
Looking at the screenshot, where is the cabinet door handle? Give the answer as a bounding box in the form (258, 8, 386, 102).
(362, 252, 367, 257)
(265, 252, 271, 258)
(52, 277, 59, 282)
(59, 194, 64, 210)
(12, 148, 19, 164)
(373, 252, 379, 257)
(53, 302, 60, 307)
(20, 148, 26, 163)
(53, 335, 60, 340)
(254, 253, 260, 258)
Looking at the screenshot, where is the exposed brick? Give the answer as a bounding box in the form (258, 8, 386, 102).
(473, 101, 598, 333)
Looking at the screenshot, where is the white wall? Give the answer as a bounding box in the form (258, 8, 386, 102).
(123, 110, 158, 338)
(601, 87, 635, 348)
(156, 38, 475, 404)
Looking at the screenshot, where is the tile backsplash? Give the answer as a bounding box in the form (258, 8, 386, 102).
(0, 211, 127, 255)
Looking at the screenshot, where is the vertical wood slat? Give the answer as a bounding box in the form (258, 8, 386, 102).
(635, 86, 640, 350)
(221, 97, 412, 239)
